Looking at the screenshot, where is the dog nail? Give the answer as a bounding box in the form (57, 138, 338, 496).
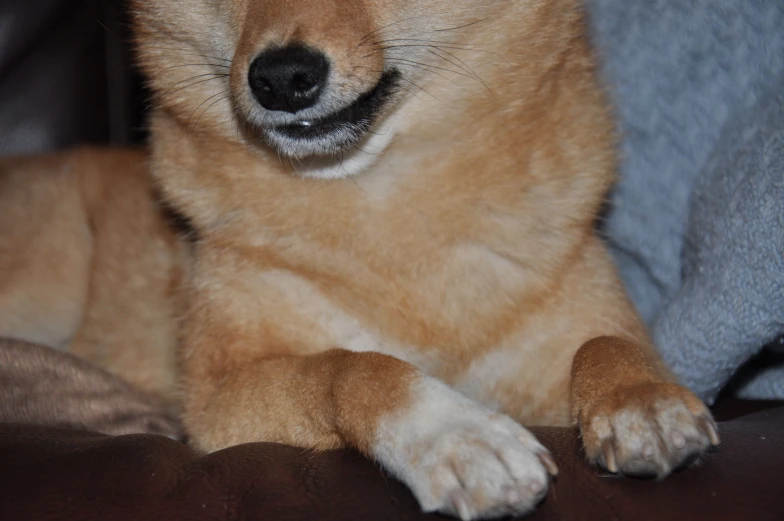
(602, 439, 618, 473)
(537, 451, 559, 476)
(699, 417, 721, 445)
(451, 492, 472, 521)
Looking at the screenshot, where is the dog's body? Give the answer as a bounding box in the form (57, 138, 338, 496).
(0, 0, 719, 518)
(0, 148, 185, 404)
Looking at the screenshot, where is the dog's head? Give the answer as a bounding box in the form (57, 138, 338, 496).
(133, 0, 499, 177)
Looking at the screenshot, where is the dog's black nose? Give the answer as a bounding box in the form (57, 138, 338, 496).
(248, 45, 329, 113)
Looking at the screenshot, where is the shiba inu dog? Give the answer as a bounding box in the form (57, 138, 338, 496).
(0, 0, 719, 519)
(129, 0, 720, 515)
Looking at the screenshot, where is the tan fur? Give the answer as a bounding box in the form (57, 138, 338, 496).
(132, 0, 664, 440)
(0, 148, 186, 406)
(1, 0, 718, 517)
(135, 0, 717, 462)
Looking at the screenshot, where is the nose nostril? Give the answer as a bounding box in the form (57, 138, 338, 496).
(248, 45, 329, 113)
(291, 72, 316, 94)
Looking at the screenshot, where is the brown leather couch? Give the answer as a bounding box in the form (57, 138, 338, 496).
(2, 2, 783, 520)
(1, 403, 783, 521)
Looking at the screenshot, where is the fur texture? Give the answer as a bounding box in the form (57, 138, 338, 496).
(0, 148, 186, 403)
(0, 1, 719, 519)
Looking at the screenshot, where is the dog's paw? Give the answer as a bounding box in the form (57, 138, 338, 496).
(579, 382, 719, 478)
(373, 377, 556, 520)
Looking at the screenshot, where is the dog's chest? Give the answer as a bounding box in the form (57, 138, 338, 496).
(253, 260, 571, 424)
(227, 167, 572, 419)
(253, 231, 545, 373)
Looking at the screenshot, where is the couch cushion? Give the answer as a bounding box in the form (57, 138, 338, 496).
(1, 406, 782, 521)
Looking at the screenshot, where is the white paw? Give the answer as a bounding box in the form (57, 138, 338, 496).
(582, 382, 720, 478)
(373, 377, 556, 520)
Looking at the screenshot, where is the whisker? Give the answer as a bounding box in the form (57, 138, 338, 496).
(288, 157, 302, 177)
(163, 71, 229, 86)
(385, 57, 478, 83)
(395, 83, 424, 103)
(372, 40, 503, 58)
(193, 94, 231, 132)
(96, 19, 120, 40)
(274, 146, 287, 171)
(426, 49, 476, 79)
(355, 65, 439, 102)
(158, 75, 229, 102)
(188, 91, 231, 132)
(426, 48, 494, 98)
(366, 126, 392, 137)
(346, 165, 368, 195)
(156, 63, 230, 75)
(337, 151, 354, 182)
(352, 144, 382, 156)
(358, 13, 492, 46)
(141, 46, 232, 63)
(432, 16, 493, 33)
(357, 15, 421, 46)
(386, 60, 462, 92)
(397, 76, 441, 102)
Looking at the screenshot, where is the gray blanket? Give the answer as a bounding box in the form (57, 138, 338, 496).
(588, 0, 784, 401)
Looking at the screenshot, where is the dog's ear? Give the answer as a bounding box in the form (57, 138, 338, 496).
(0, 338, 183, 439)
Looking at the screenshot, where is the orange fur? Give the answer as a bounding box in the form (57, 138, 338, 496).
(133, 0, 717, 466)
(0, 148, 185, 406)
(0, 0, 718, 517)
(131, 0, 654, 439)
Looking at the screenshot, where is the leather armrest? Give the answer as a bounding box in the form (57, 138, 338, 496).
(2, 406, 782, 521)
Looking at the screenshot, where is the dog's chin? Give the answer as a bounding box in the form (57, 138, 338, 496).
(262, 123, 369, 158)
(259, 70, 400, 159)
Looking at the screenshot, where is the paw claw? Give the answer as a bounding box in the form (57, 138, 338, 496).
(378, 381, 550, 520)
(699, 416, 721, 446)
(581, 382, 717, 479)
(537, 451, 559, 477)
(602, 439, 618, 473)
(451, 491, 472, 521)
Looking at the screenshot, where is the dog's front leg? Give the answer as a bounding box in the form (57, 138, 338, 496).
(570, 336, 720, 477)
(183, 335, 556, 520)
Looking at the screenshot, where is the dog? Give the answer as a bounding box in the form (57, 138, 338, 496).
(0, 148, 185, 406)
(0, 0, 719, 519)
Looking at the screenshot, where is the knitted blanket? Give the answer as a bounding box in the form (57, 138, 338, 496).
(588, 0, 784, 402)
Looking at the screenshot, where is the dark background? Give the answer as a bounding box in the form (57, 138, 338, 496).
(0, 0, 146, 155)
